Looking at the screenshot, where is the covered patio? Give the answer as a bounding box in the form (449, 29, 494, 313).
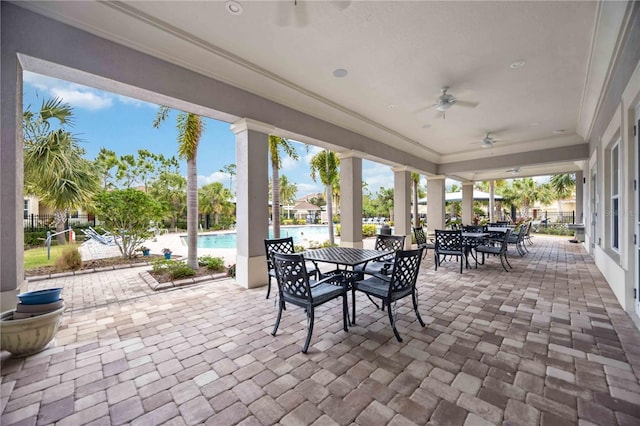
(2, 236, 640, 425)
(2, 2, 640, 424)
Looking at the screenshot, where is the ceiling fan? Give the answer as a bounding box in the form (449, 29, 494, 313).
(480, 132, 498, 148)
(420, 86, 479, 119)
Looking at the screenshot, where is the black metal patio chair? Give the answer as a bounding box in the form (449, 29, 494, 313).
(271, 252, 348, 353)
(475, 228, 512, 272)
(435, 229, 465, 273)
(354, 234, 406, 277)
(264, 237, 318, 299)
(354, 248, 425, 342)
(413, 226, 435, 260)
(508, 222, 529, 256)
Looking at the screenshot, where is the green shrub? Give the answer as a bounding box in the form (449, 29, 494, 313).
(24, 231, 49, 249)
(296, 219, 307, 225)
(151, 259, 196, 279)
(335, 224, 341, 236)
(362, 224, 377, 237)
(198, 255, 225, 272)
(282, 219, 295, 225)
(534, 225, 573, 236)
(54, 245, 82, 271)
(294, 245, 305, 252)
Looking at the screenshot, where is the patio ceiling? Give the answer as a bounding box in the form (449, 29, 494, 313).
(19, 1, 617, 180)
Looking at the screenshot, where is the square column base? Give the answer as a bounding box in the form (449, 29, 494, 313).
(235, 255, 268, 289)
(340, 240, 363, 249)
(1, 289, 20, 313)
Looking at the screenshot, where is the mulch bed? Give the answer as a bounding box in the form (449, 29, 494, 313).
(26, 255, 231, 285)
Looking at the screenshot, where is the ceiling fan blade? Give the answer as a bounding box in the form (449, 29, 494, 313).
(454, 100, 479, 108)
(331, 1, 351, 11)
(413, 104, 437, 114)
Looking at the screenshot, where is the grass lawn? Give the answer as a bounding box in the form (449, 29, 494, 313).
(24, 243, 81, 270)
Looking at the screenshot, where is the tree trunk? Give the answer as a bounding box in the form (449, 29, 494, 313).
(272, 158, 280, 238)
(326, 184, 334, 245)
(54, 209, 67, 245)
(489, 180, 495, 222)
(412, 181, 419, 227)
(186, 155, 198, 269)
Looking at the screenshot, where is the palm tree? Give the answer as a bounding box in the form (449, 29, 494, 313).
(23, 97, 99, 244)
(550, 173, 575, 216)
(279, 175, 298, 219)
(153, 107, 204, 269)
(502, 178, 545, 218)
(411, 173, 420, 226)
(219, 163, 236, 192)
(310, 150, 339, 244)
(269, 136, 299, 238)
(199, 182, 232, 226)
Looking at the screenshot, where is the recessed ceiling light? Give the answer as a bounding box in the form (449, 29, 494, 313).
(553, 129, 566, 134)
(422, 124, 432, 129)
(510, 60, 526, 69)
(529, 122, 540, 127)
(388, 104, 398, 109)
(333, 68, 348, 78)
(225, 1, 243, 15)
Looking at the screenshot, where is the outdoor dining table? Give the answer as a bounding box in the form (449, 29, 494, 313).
(301, 246, 392, 324)
(461, 232, 490, 268)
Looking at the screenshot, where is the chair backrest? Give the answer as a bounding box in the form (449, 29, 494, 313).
(498, 228, 512, 252)
(388, 249, 423, 296)
(435, 229, 463, 252)
(265, 237, 295, 268)
(374, 234, 406, 261)
(462, 225, 486, 233)
(413, 227, 427, 245)
(272, 252, 312, 302)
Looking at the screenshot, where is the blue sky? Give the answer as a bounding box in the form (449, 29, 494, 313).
(23, 71, 397, 199)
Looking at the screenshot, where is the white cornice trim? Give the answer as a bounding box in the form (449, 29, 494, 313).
(230, 118, 274, 135)
(577, 0, 632, 140)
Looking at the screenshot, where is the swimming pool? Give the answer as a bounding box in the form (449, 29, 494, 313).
(187, 225, 334, 249)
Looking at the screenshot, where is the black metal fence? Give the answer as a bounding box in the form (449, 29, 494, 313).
(23, 213, 96, 231)
(533, 211, 576, 224)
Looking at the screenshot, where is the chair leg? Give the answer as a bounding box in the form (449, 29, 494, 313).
(271, 300, 284, 336)
(504, 253, 513, 269)
(412, 291, 425, 327)
(387, 301, 403, 343)
(302, 307, 315, 353)
(499, 253, 510, 272)
(351, 287, 357, 325)
(342, 294, 348, 332)
(266, 275, 271, 299)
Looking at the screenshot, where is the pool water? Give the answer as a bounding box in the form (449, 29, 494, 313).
(187, 225, 334, 249)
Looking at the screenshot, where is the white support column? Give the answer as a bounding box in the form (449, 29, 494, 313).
(0, 53, 24, 311)
(462, 182, 474, 225)
(575, 171, 584, 224)
(393, 167, 412, 249)
(231, 119, 272, 289)
(337, 151, 363, 248)
(489, 180, 495, 223)
(427, 176, 446, 232)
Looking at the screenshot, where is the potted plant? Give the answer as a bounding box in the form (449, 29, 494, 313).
(162, 248, 172, 260)
(139, 246, 150, 256)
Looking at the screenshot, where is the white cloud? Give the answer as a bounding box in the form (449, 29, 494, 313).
(23, 71, 153, 111)
(197, 171, 227, 187)
(363, 163, 393, 193)
(296, 182, 322, 197)
(281, 156, 298, 171)
(304, 145, 323, 163)
(49, 87, 113, 111)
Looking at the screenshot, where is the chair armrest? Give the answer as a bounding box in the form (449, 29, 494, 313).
(311, 274, 346, 289)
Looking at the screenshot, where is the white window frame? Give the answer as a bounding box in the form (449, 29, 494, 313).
(611, 141, 620, 252)
(23, 199, 29, 220)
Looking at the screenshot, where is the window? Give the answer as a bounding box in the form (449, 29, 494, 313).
(611, 142, 620, 251)
(23, 199, 29, 220)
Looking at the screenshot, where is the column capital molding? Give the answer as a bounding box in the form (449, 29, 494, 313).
(336, 150, 364, 160)
(462, 181, 475, 186)
(426, 175, 447, 180)
(392, 166, 411, 173)
(230, 118, 274, 135)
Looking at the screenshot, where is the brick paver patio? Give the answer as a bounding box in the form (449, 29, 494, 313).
(2, 235, 640, 425)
